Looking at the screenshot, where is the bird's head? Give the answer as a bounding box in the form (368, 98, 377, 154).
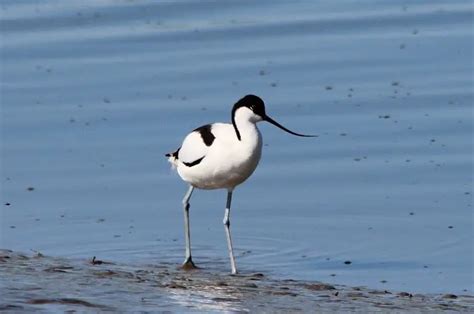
(232, 94, 317, 139)
(232, 94, 266, 123)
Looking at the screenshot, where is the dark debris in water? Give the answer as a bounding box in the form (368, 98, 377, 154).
(90, 256, 114, 265)
(1, 250, 473, 312)
(27, 298, 111, 310)
(91, 256, 103, 265)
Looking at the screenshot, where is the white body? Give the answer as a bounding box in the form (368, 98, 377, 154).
(170, 108, 263, 191)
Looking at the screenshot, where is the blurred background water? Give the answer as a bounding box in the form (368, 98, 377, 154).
(1, 0, 472, 294)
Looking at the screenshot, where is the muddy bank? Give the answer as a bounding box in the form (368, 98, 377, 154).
(1, 250, 472, 312)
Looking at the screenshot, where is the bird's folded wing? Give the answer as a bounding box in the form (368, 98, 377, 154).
(178, 131, 210, 165)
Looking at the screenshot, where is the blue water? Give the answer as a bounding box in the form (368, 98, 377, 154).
(1, 0, 472, 294)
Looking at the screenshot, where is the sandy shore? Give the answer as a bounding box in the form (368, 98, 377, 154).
(1, 249, 472, 312)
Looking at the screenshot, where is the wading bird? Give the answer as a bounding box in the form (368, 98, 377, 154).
(166, 95, 315, 274)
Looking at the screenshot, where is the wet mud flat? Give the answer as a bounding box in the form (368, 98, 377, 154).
(1, 250, 472, 312)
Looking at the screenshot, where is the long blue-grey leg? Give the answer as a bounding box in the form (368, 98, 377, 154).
(223, 190, 237, 274)
(182, 185, 196, 268)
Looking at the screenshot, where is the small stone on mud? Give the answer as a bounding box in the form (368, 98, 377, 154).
(27, 187, 35, 191)
(442, 294, 458, 299)
(252, 273, 265, 278)
(305, 283, 336, 291)
(344, 260, 352, 265)
(346, 292, 366, 298)
(167, 282, 187, 289)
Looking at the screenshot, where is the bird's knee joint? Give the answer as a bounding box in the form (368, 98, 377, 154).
(223, 218, 230, 227)
(183, 202, 190, 211)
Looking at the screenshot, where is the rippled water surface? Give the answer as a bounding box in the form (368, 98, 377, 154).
(1, 0, 473, 295)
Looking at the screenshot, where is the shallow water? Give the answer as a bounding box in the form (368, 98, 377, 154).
(1, 0, 473, 298)
(2, 250, 473, 312)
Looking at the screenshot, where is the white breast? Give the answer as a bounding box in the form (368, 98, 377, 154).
(177, 122, 262, 190)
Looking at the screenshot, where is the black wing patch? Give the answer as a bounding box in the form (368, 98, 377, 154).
(167, 124, 213, 167)
(166, 147, 203, 167)
(194, 124, 215, 146)
(183, 156, 205, 167)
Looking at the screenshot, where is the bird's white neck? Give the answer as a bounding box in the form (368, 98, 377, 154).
(232, 107, 263, 142)
(235, 118, 261, 142)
